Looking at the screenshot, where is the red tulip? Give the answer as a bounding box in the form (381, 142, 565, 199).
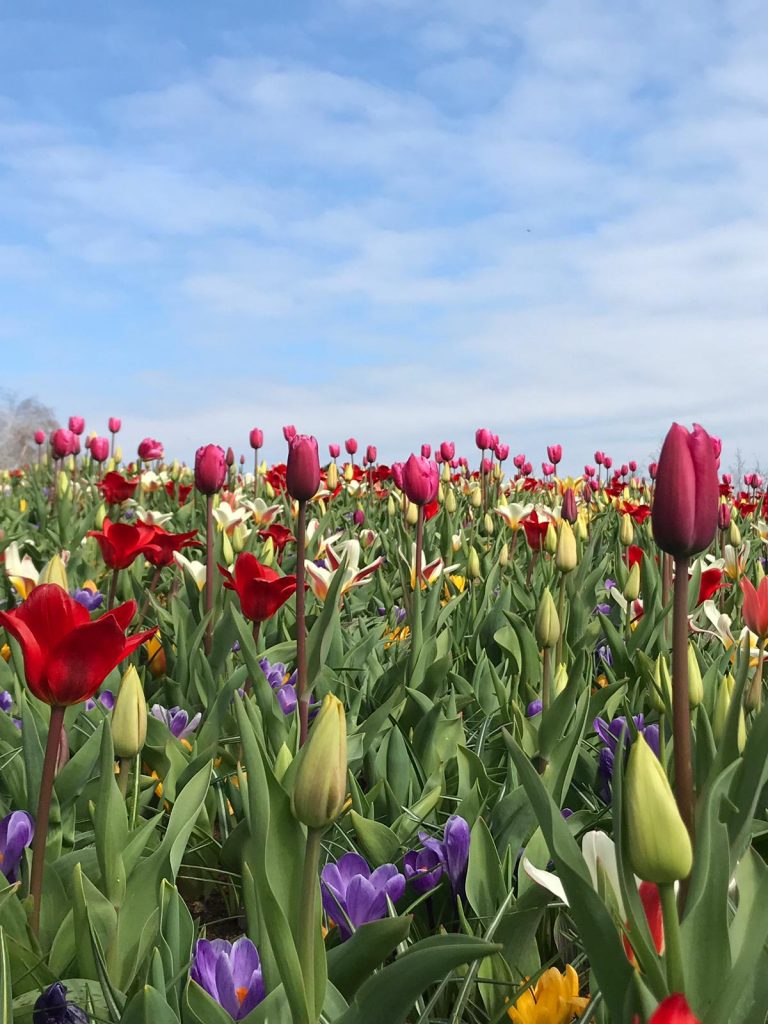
(475, 428, 492, 450)
(286, 435, 320, 501)
(257, 523, 296, 552)
(144, 526, 201, 568)
(34, 430, 45, 445)
(649, 462, 658, 479)
(651, 423, 719, 558)
(740, 576, 768, 638)
(283, 424, 297, 442)
(50, 429, 76, 459)
(68, 416, 85, 436)
(328, 443, 341, 459)
(98, 472, 139, 504)
(89, 437, 109, 463)
(547, 444, 562, 465)
(401, 454, 438, 506)
(698, 567, 724, 604)
(646, 995, 700, 1024)
(366, 445, 377, 464)
(87, 518, 157, 570)
(194, 444, 227, 495)
(219, 553, 297, 622)
(0, 584, 155, 705)
(108, 417, 121, 433)
(345, 437, 358, 455)
(137, 437, 164, 461)
(620, 463, 629, 477)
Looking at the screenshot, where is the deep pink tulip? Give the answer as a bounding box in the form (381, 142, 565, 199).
(584, 464, 596, 477)
(239, 455, 245, 465)
(721, 473, 731, 486)
(401, 454, 439, 506)
(603, 456, 613, 470)
(286, 435, 320, 501)
(421, 443, 431, 459)
(711, 435, 722, 460)
(283, 425, 297, 442)
(620, 463, 629, 477)
(225, 447, 235, 467)
(542, 462, 555, 476)
(353, 509, 365, 526)
(546, 444, 562, 465)
(138, 438, 164, 461)
(629, 460, 638, 473)
(391, 462, 404, 490)
(195, 445, 227, 495)
(249, 428, 264, 450)
(594, 450, 604, 465)
(482, 457, 493, 474)
(495, 443, 510, 462)
(440, 441, 455, 462)
(475, 428, 492, 450)
(513, 453, 526, 470)
(328, 443, 340, 459)
(589, 479, 599, 492)
(435, 451, 443, 464)
(108, 418, 121, 434)
(718, 503, 731, 530)
(649, 462, 658, 479)
(741, 577, 768, 638)
(84, 435, 92, 451)
(345, 437, 358, 456)
(90, 437, 109, 463)
(34, 430, 46, 445)
(651, 423, 719, 558)
(522, 461, 533, 476)
(366, 445, 377, 464)
(68, 416, 85, 435)
(50, 429, 77, 459)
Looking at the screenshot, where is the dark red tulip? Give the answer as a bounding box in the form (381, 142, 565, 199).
(98, 472, 139, 504)
(144, 526, 201, 568)
(0, 585, 155, 706)
(225, 447, 235, 467)
(257, 523, 296, 552)
(717, 502, 731, 530)
(649, 462, 658, 479)
(219, 553, 297, 622)
(194, 444, 227, 495)
(401, 454, 438, 506)
(651, 423, 719, 558)
(90, 437, 109, 463)
(249, 428, 264, 449)
(562, 487, 577, 524)
(87, 518, 157, 570)
(286, 435, 320, 501)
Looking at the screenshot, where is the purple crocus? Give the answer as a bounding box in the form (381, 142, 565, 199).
(403, 815, 470, 897)
(258, 657, 299, 715)
(526, 700, 543, 717)
(321, 852, 405, 940)
(0, 810, 34, 882)
(0, 691, 12, 713)
(150, 704, 202, 741)
(33, 981, 88, 1023)
(85, 690, 115, 713)
(71, 588, 104, 612)
(190, 937, 265, 1020)
(594, 602, 612, 616)
(594, 714, 660, 802)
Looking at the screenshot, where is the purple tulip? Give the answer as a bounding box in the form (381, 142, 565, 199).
(190, 937, 265, 1020)
(0, 811, 34, 882)
(403, 815, 470, 897)
(150, 704, 202, 740)
(321, 852, 405, 940)
(71, 588, 104, 612)
(33, 981, 88, 1023)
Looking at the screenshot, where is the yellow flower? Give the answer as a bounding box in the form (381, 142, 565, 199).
(507, 965, 589, 1024)
(145, 634, 167, 677)
(384, 625, 411, 649)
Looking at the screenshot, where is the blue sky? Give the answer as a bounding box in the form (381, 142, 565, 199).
(2, 0, 767, 471)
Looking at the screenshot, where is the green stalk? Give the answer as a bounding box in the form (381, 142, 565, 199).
(30, 705, 65, 937)
(130, 753, 141, 830)
(672, 556, 695, 846)
(296, 501, 310, 746)
(204, 493, 215, 656)
(298, 827, 324, 1020)
(556, 574, 566, 666)
(660, 882, 685, 992)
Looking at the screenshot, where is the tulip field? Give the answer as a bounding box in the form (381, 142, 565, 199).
(0, 419, 765, 1024)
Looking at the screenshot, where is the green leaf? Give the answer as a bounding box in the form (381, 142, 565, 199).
(0, 928, 12, 1024)
(349, 811, 400, 866)
(327, 917, 411, 1000)
(121, 985, 181, 1024)
(465, 816, 505, 921)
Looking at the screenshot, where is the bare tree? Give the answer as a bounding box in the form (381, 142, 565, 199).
(0, 391, 58, 468)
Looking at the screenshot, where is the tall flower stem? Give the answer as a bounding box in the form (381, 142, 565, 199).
(747, 634, 768, 713)
(542, 647, 552, 711)
(297, 826, 323, 1016)
(296, 500, 309, 746)
(660, 882, 685, 993)
(136, 566, 163, 627)
(555, 575, 566, 666)
(253, 450, 260, 499)
(205, 494, 215, 656)
(130, 753, 141, 830)
(107, 568, 120, 612)
(672, 556, 694, 844)
(30, 704, 65, 937)
(415, 506, 425, 587)
(662, 553, 672, 642)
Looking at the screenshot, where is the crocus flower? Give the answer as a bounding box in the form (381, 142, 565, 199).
(740, 576, 768, 638)
(98, 472, 139, 504)
(219, 553, 297, 622)
(0, 585, 156, 706)
(594, 715, 659, 802)
(0, 691, 12, 712)
(32, 981, 89, 1023)
(258, 657, 299, 713)
(286, 434, 321, 501)
(84, 690, 115, 712)
(195, 444, 227, 494)
(0, 811, 34, 882)
(321, 852, 405, 940)
(108, 417, 121, 434)
(151, 704, 201, 740)
(403, 815, 470, 896)
(651, 423, 719, 558)
(190, 937, 265, 1020)
(87, 518, 157, 570)
(71, 587, 104, 612)
(401, 454, 439, 506)
(526, 700, 543, 717)
(137, 437, 164, 461)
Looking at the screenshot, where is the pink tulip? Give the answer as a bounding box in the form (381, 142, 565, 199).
(90, 437, 109, 463)
(629, 460, 638, 473)
(620, 463, 629, 477)
(328, 443, 341, 459)
(440, 441, 455, 462)
(108, 418, 121, 434)
(603, 456, 613, 470)
(651, 423, 719, 558)
(475, 428, 492, 450)
(50, 429, 77, 459)
(195, 445, 227, 495)
(366, 445, 377, 464)
(401, 454, 439, 506)
(513, 453, 526, 470)
(68, 416, 85, 436)
(546, 444, 562, 465)
(286, 435, 320, 501)
(721, 473, 732, 486)
(283, 425, 297, 442)
(34, 430, 46, 445)
(345, 437, 358, 456)
(542, 462, 555, 477)
(522, 462, 533, 476)
(649, 462, 658, 479)
(249, 428, 264, 450)
(138, 438, 164, 461)
(494, 443, 510, 462)
(421, 443, 431, 459)
(584, 465, 596, 478)
(594, 450, 604, 465)
(718, 503, 731, 530)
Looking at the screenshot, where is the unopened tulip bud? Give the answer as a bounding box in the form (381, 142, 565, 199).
(291, 694, 347, 829)
(554, 663, 568, 696)
(544, 522, 557, 555)
(576, 514, 589, 541)
(652, 654, 672, 711)
(728, 520, 741, 547)
(718, 502, 731, 531)
(222, 531, 234, 566)
(561, 487, 577, 524)
(405, 502, 419, 526)
(470, 487, 482, 509)
(114, 446, 122, 463)
(56, 471, 70, 499)
(343, 463, 354, 482)
(623, 562, 640, 601)
(713, 673, 746, 749)
(555, 521, 577, 573)
(112, 665, 148, 758)
(261, 537, 275, 566)
(39, 554, 68, 591)
(535, 588, 560, 649)
(286, 435, 321, 501)
(483, 513, 494, 534)
(688, 643, 703, 708)
(652, 422, 719, 558)
(387, 495, 396, 516)
(326, 462, 339, 489)
(195, 444, 227, 495)
(445, 488, 457, 513)
(499, 543, 509, 567)
(468, 547, 481, 579)
(96, 503, 107, 528)
(232, 523, 249, 554)
(619, 513, 634, 546)
(440, 462, 451, 483)
(626, 733, 692, 883)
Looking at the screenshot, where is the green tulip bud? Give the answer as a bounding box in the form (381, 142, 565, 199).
(483, 513, 494, 534)
(440, 462, 451, 483)
(468, 547, 481, 579)
(555, 521, 577, 573)
(445, 488, 457, 514)
(56, 470, 70, 499)
(498, 543, 509, 568)
(111, 665, 147, 758)
(261, 536, 275, 566)
(728, 520, 742, 547)
(291, 694, 348, 830)
(39, 554, 68, 591)
(713, 673, 745, 750)
(544, 522, 558, 555)
(688, 644, 703, 708)
(405, 502, 418, 526)
(96, 502, 107, 528)
(470, 487, 482, 509)
(625, 734, 692, 883)
(554, 662, 568, 696)
(387, 495, 397, 516)
(221, 530, 234, 566)
(535, 588, 560, 649)
(623, 562, 641, 601)
(619, 513, 634, 546)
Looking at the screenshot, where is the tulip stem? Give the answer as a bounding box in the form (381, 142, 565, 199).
(107, 568, 119, 612)
(662, 553, 672, 641)
(748, 635, 767, 713)
(296, 501, 309, 746)
(415, 506, 424, 587)
(118, 757, 130, 798)
(205, 494, 214, 656)
(672, 556, 695, 849)
(660, 881, 685, 993)
(298, 826, 323, 1018)
(555, 575, 566, 666)
(542, 647, 552, 711)
(30, 704, 65, 938)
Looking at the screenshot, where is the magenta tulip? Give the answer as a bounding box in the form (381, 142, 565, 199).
(440, 441, 455, 462)
(195, 445, 227, 495)
(50, 429, 76, 459)
(328, 443, 340, 459)
(584, 465, 596, 478)
(283, 425, 297, 442)
(475, 428, 492, 450)
(366, 445, 377, 464)
(391, 462, 404, 490)
(225, 447, 235, 467)
(345, 438, 358, 456)
(286, 435, 320, 501)
(401, 454, 438, 506)
(562, 487, 577, 524)
(628, 460, 638, 473)
(90, 437, 109, 463)
(651, 423, 719, 558)
(546, 444, 562, 465)
(603, 456, 613, 470)
(108, 417, 121, 434)
(249, 428, 264, 450)
(34, 430, 45, 446)
(513, 453, 526, 470)
(594, 450, 604, 465)
(138, 438, 164, 461)
(421, 443, 431, 458)
(68, 416, 85, 436)
(495, 443, 510, 462)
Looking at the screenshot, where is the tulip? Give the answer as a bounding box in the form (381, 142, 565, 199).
(535, 588, 560, 649)
(286, 434, 320, 502)
(108, 417, 121, 434)
(401, 454, 438, 507)
(555, 521, 577, 573)
(547, 444, 562, 465)
(646, 995, 701, 1024)
(624, 562, 640, 601)
(328, 443, 340, 459)
(625, 734, 692, 884)
(34, 430, 45, 445)
(137, 437, 164, 461)
(717, 502, 731, 531)
(291, 694, 347, 829)
(561, 487, 577, 524)
(111, 665, 147, 759)
(713, 673, 745, 749)
(419, 443, 431, 458)
(619, 513, 634, 546)
(50, 428, 76, 459)
(219, 553, 297, 624)
(513, 453, 526, 470)
(652, 423, 719, 559)
(88, 518, 156, 571)
(688, 644, 703, 708)
(282, 424, 297, 442)
(440, 441, 455, 462)
(68, 416, 85, 435)
(366, 445, 377, 464)
(542, 461, 556, 477)
(39, 554, 68, 591)
(194, 444, 227, 495)
(345, 437, 358, 456)
(98, 471, 139, 504)
(603, 455, 613, 470)
(740, 576, 768, 638)
(247, 427, 263, 450)
(523, 461, 533, 476)
(327, 461, 339, 489)
(649, 461, 658, 479)
(595, 450, 604, 465)
(495, 442, 510, 462)
(468, 547, 481, 579)
(584, 464, 596, 477)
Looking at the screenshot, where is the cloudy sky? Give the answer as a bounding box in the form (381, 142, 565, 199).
(2, 0, 767, 471)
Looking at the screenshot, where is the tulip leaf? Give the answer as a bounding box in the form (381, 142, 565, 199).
(349, 811, 401, 866)
(184, 979, 238, 1024)
(121, 984, 182, 1024)
(327, 917, 412, 1000)
(465, 816, 505, 921)
(0, 928, 11, 1024)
